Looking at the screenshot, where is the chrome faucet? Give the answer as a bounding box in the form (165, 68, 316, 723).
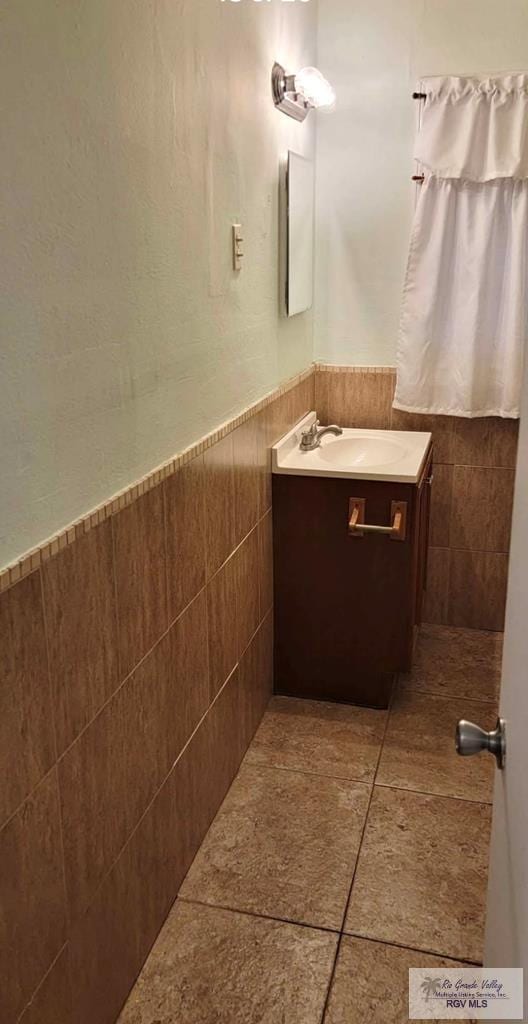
(299, 419, 343, 451)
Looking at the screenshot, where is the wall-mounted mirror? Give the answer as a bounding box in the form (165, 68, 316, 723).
(286, 152, 314, 317)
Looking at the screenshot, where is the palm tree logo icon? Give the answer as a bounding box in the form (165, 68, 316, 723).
(421, 976, 442, 1001)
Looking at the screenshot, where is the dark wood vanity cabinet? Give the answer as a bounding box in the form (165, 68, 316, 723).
(272, 447, 433, 709)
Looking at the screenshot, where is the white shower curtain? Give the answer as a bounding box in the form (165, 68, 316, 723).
(394, 75, 528, 418)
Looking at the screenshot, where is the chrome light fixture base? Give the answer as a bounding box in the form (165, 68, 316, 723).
(272, 62, 311, 123)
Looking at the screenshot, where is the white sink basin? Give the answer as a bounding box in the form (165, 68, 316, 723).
(272, 413, 432, 483)
(318, 435, 406, 469)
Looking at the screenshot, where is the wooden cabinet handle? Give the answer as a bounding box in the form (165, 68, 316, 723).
(348, 498, 407, 542)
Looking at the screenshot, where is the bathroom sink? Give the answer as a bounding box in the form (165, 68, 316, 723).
(272, 413, 432, 483)
(318, 435, 406, 468)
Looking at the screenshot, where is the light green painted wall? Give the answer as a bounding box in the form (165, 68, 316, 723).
(1, 0, 317, 567)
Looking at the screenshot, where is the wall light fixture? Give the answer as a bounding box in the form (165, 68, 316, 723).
(272, 63, 336, 122)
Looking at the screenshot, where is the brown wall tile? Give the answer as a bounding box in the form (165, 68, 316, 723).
(18, 947, 72, 1024)
(164, 455, 206, 625)
(267, 379, 313, 449)
(276, 390, 299, 439)
(324, 370, 394, 429)
(69, 744, 207, 1024)
(170, 589, 210, 754)
(449, 549, 509, 631)
(453, 416, 519, 469)
(0, 772, 67, 1023)
(258, 386, 307, 504)
(238, 614, 273, 747)
(205, 666, 249, 801)
(450, 466, 515, 553)
(291, 374, 315, 425)
(69, 669, 247, 1024)
(267, 394, 290, 448)
(390, 409, 455, 464)
(173, 665, 248, 863)
(233, 418, 260, 546)
(429, 464, 453, 549)
(59, 627, 182, 921)
(235, 528, 260, 658)
(255, 408, 272, 518)
(422, 547, 450, 626)
(43, 521, 119, 756)
(207, 554, 238, 700)
(113, 485, 168, 679)
(0, 570, 55, 827)
(258, 510, 274, 618)
(69, 785, 176, 1024)
(203, 433, 236, 578)
(314, 369, 329, 424)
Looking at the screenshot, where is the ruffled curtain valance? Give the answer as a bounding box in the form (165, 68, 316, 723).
(394, 74, 528, 419)
(415, 74, 528, 181)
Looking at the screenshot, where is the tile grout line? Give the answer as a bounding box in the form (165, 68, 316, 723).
(241, 758, 493, 806)
(242, 756, 378, 786)
(109, 507, 124, 704)
(0, 592, 275, 840)
(70, 606, 275, 915)
(317, 681, 395, 1024)
(401, 683, 500, 704)
(373, 781, 493, 807)
(35, 567, 72, 983)
(176, 896, 341, 937)
(341, 929, 483, 967)
(0, 579, 209, 835)
(14, 940, 70, 1024)
(0, 604, 274, 934)
(4, 508, 273, 834)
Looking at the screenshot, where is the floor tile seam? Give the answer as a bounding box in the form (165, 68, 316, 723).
(373, 781, 493, 807)
(341, 682, 395, 913)
(319, 936, 482, 1023)
(397, 684, 499, 705)
(242, 756, 379, 787)
(370, 782, 492, 813)
(176, 895, 341, 936)
(317, 697, 394, 1024)
(341, 928, 483, 966)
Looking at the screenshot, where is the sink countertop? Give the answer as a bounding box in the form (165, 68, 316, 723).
(272, 412, 432, 484)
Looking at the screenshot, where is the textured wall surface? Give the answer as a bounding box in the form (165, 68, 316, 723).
(314, 0, 528, 365)
(0, 0, 316, 568)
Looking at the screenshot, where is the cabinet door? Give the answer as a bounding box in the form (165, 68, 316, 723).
(273, 473, 417, 708)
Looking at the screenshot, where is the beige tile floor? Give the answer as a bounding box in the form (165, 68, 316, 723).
(118, 625, 499, 1024)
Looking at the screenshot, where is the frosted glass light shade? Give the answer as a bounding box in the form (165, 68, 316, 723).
(294, 67, 336, 109)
